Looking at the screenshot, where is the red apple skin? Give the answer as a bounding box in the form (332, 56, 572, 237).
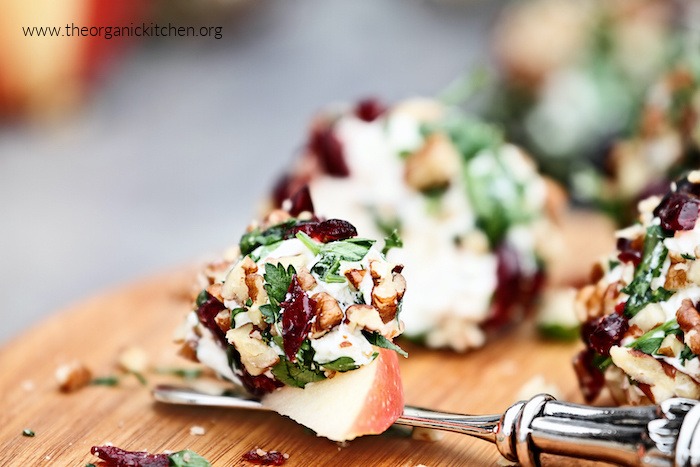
(349, 347, 404, 437)
(261, 347, 404, 441)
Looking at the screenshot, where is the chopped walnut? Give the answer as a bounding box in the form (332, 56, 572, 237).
(55, 361, 92, 393)
(296, 267, 317, 291)
(263, 209, 292, 228)
(245, 273, 268, 305)
(404, 133, 461, 192)
(310, 293, 343, 338)
(368, 260, 406, 323)
(177, 340, 198, 362)
(214, 309, 232, 333)
(610, 346, 700, 403)
(206, 283, 224, 302)
(344, 269, 366, 289)
(665, 259, 689, 290)
(221, 257, 258, 303)
(677, 299, 700, 355)
(226, 324, 279, 376)
(658, 334, 684, 357)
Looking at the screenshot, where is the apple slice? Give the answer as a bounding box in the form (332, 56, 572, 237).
(261, 347, 404, 442)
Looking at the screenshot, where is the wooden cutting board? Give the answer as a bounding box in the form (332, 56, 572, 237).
(0, 211, 616, 466)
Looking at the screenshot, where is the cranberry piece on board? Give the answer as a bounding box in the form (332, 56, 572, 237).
(583, 313, 629, 357)
(573, 349, 605, 403)
(653, 191, 700, 231)
(90, 446, 170, 467)
(242, 449, 288, 465)
(287, 219, 357, 243)
(355, 97, 386, 122)
(280, 276, 316, 361)
(308, 126, 349, 177)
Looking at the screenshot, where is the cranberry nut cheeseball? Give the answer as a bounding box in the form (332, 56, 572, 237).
(575, 172, 700, 404)
(271, 97, 563, 351)
(177, 210, 407, 441)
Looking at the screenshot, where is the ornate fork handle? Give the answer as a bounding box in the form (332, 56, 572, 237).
(153, 385, 700, 466)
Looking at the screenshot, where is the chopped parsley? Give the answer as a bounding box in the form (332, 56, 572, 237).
(622, 225, 672, 317)
(169, 449, 212, 467)
(628, 320, 680, 355)
(271, 340, 325, 388)
(154, 367, 203, 380)
(296, 232, 375, 283)
(382, 230, 403, 256)
(239, 219, 297, 257)
(682, 253, 696, 260)
(260, 262, 296, 324)
(362, 331, 408, 358)
(90, 376, 120, 386)
(321, 356, 361, 372)
(22, 429, 35, 437)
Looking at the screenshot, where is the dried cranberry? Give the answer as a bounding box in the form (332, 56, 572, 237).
(286, 219, 357, 243)
(572, 349, 605, 403)
(355, 97, 386, 122)
(243, 449, 288, 465)
(286, 185, 315, 217)
(616, 238, 642, 266)
(583, 313, 629, 356)
(90, 446, 170, 467)
(653, 191, 700, 231)
(195, 292, 228, 348)
(280, 276, 316, 361)
(308, 126, 349, 177)
(237, 370, 283, 396)
(486, 243, 544, 329)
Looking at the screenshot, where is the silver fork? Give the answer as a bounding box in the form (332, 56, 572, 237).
(153, 384, 700, 466)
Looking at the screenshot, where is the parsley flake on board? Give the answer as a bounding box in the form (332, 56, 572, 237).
(22, 429, 35, 437)
(622, 225, 673, 317)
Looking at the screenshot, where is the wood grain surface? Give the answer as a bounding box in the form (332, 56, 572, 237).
(0, 211, 617, 466)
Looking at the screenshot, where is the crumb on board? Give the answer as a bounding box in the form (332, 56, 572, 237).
(411, 427, 444, 442)
(55, 361, 92, 392)
(515, 375, 561, 401)
(190, 425, 206, 436)
(21, 380, 35, 392)
(118, 346, 150, 374)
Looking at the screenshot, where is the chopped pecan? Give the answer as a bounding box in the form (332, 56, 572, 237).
(221, 257, 258, 303)
(345, 269, 366, 289)
(665, 259, 689, 290)
(55, 361, 92, 393)
(296, 267, 317, 291)
(345, 304, 385, 333)
(310, 292, 343, 338)
(677, 299, 700, 354)
(214, 309, 232, 333)
(226, 324, 279, 376)
(404, 133, 461, 192)
(245, 273, 268, 304)
(206, 283, 224, 302)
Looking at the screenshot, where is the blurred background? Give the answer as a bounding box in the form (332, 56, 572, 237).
(0, 0, 507, 344)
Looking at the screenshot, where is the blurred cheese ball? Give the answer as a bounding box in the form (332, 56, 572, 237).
(268, 97, 565, 351)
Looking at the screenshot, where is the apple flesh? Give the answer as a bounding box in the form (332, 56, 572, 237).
(261, 347, 404, 442)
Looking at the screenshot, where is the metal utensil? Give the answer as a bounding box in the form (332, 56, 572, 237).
(153, 384, 700, 466)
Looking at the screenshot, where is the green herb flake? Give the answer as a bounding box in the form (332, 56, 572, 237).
(86, 464, 96, 467)
(239, 219, 298, 257)
(627, 319, 679, 355)
(622, 225, 672, 317)
(682, 253, 696, 260)
(154, 367, 203, 380)
(131, 371, 148, 386)
(362, 331, 408, 358)
(263, 263, 297, 306)
(537, 323, 580, 341)
(22, 429, 35, 437)
(195, 289, 209, 308)
(382, 230, 403, 256)
(321, 357, 360, 372)
(607, 259, 620, 271)
(271, 359, 326, 388)
(90, 376, 120, 386)
(168, 449, 212, 467)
